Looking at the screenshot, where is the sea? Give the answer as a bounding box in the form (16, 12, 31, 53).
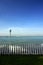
(0, 36, 43, 45)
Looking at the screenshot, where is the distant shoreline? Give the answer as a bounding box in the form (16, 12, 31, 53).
(0, 36, 43, 37)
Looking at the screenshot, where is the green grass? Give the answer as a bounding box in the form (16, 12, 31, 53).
(0, 55, 43, 65)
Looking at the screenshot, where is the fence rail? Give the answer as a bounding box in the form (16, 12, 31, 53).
(0, 42, 43, 55)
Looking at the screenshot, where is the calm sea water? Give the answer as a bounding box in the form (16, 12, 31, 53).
(0, 36, 43, 44)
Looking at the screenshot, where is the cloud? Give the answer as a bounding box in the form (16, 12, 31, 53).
(0, 27, 43, 36)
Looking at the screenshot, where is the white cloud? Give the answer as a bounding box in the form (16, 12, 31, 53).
(0, 27, 43, 36)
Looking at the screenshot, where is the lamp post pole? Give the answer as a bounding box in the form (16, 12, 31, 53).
(9, 29, 12, 45)
(9, 29, 12, 37)
(9, 29, 12, 54)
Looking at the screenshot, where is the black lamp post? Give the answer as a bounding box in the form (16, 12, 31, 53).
(9, 29, 12, 37)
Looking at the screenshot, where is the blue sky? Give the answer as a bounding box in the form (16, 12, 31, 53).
(0, 0, 43, 36)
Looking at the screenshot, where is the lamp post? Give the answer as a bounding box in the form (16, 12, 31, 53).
(9, 29, 12, 44)
(9, 29, 12, 54)
(9, 29, 12, 37)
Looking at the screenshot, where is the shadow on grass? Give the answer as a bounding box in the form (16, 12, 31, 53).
(0, 54, 43, 65)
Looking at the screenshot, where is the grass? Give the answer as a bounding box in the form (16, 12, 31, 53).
(0, 54, 43, 65)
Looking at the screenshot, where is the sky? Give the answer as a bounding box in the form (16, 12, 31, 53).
(0, 0, 43, 36)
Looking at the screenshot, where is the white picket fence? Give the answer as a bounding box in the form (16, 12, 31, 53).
(0, 43, 43, 55)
